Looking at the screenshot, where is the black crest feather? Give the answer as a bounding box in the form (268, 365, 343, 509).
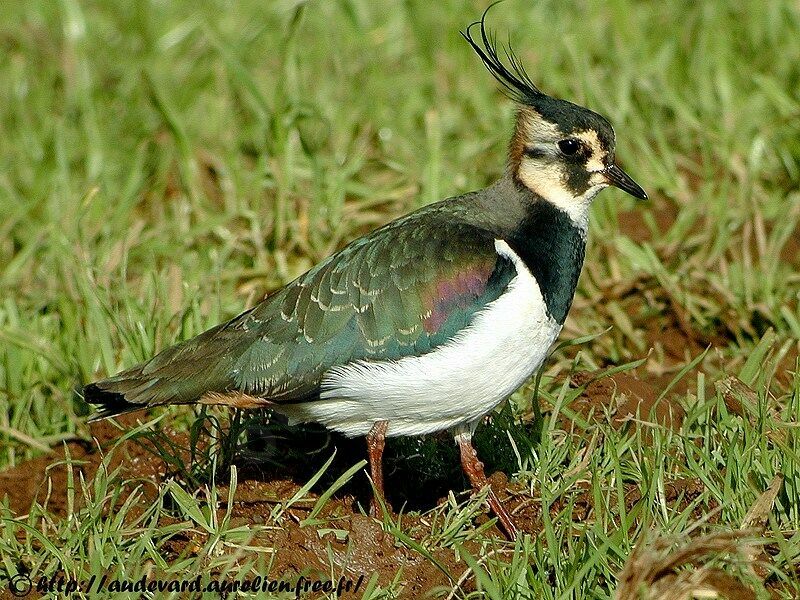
(461, 2, 544, 104)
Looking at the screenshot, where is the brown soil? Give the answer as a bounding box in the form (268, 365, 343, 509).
(778, 223, 800, 266)
(616, 196, 680, 245)
(0, 415, 168, 517)
(570, 370, 685, 432)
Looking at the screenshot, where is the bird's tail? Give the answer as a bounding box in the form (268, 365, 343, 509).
(84, 320, 259, 421)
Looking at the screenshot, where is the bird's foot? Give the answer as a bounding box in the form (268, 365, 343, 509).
(456, 430, 520, 541)
(486, 488, 519, 540)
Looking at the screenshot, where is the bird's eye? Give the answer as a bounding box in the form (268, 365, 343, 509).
(557, 139, 581, 156)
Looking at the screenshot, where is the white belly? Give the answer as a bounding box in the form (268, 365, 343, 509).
(275, 239, 561, 438)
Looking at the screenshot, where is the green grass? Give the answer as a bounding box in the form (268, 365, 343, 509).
(1, 0, 799, 597)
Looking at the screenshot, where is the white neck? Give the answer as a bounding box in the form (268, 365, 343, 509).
(517, 161, 603, 231)
(543, 184, 603, 231)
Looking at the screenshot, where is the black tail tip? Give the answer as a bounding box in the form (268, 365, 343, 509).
(83, 383, 143, 422)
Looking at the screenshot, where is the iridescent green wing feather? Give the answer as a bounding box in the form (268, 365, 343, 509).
(227, 207, 516, 402)
(86, 203, 517, 411)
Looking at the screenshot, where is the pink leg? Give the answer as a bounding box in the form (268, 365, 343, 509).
(457, 431, 519, 540)
(366, 420, 390, 516)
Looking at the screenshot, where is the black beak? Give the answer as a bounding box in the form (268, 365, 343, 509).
(604, 164, 648, 200)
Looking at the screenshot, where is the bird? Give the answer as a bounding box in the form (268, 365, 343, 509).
(83, 7, 647, 540)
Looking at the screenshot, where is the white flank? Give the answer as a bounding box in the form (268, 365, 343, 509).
(275, 240, 562, 438)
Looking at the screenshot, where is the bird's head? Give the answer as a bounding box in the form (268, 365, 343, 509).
(462, 7, 647, 223)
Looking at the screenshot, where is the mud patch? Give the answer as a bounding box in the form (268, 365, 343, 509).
(0, 415, 168, 517)
(570, 370, 685, 432)
(265, 513, 461, 596)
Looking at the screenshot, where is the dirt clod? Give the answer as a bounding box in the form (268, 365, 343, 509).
(571, 370, 685, 432)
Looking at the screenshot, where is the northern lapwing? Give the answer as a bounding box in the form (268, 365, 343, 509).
(84, 8, 647, 539)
